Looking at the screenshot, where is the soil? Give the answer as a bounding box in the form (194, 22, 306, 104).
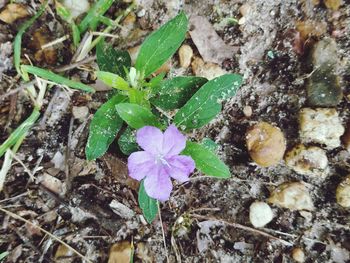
(0, 0, 349, 262)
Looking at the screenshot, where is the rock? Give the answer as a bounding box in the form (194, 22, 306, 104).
(268, 182, 314, 211)
(306, 38, 342, 107)
(63, 0, 90, 19)
(109, 200, 135, 219)
(246, 122, 286, 167)
(324, 0, 341, 10)
(191, 57, 227, 80)
(285, 144, 329, 177)
(296, 20, 327, 40)
(299, 108, 344, 149)
(310, 38, 338, 68)
(336, 175, 350, 208)
(178, 44, 193, 68)
(72, 106, 89, 120)
(37, 173, 65, 196)
(306, 65, 342, 107)
(243, 105, 253, 118)
(292, 247, 306, 263)
(108, 241, 132, 263)
(341, 123, 350, 151)
(249, 201, 274, 228)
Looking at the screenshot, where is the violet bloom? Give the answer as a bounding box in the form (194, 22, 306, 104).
(127, 125, 195, 201)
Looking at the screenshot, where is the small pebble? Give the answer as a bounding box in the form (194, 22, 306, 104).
(246, 122, 286, 167)
(268, 182, 314, 211)
(243, 105, 252, 118)
(191, 57, 227, 80)
(285, 144, 329, 177)
(324, 0, 341, 10)
(299, 108, 344, 149)
(306, 38, 342, 107)
(72, 106, 89, 120)
(249, 201, 274, 228)
(336, 175, 350, 208)
(292, 247, 305, 263)
(178, 44, 193, 69)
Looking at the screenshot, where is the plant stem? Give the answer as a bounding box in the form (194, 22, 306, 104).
(158, 202, 170, 263)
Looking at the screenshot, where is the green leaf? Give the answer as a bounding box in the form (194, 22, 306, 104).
(86, 94, 127, 160)
(96, 71, 130, 90)
(135, 11, 188, 77)
(201, 138, 219, 153)
(21, 65, 95, 93)
(138, 180, 158, 223)
(118, 127, 139, 155)
(182, 141, 230, 178)
(150, 76, 207, 110)
(96, 40, 131, 78)
(115, 103, 161, 129)
(174, 74, 242, 130)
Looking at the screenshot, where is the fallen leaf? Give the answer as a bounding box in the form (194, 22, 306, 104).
(108, 241, 133, 263)
(102, 153, 139, 190)
(0, 4, 29, 24)
(189, 15, 237, 64)
(29, 29, 57, 65)
(55, 244, 74, 260)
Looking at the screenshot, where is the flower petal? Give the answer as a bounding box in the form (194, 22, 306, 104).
(136, 126, 163, 154)
(144, 166, 173, 202)
(166, 155, 195, 182)
(128, 151, 155, 181)
(162, 125, 186, 157)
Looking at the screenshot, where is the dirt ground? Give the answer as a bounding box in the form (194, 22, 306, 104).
(0, 0, 349, 262)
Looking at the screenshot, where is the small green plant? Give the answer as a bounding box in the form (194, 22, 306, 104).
(86, 11, 242, 222)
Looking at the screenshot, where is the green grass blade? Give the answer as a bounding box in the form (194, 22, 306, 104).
(21, 65, 95, 93)
(0, 109, 41, 158)
(14, 0, 48, 79)
(78, 0, 115, 32)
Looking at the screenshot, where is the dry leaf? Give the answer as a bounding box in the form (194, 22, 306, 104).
(102, 153, 139, 190)
(0, 4, 29, 24)
(189, 15, 237, 64)
(30, 29, 57, 65)
(108, 241, 133, 263)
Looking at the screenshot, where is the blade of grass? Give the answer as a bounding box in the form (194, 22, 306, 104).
(21, 65, 95, 93)
(78, 0, 115, 32)
(14, 0, 49, 80)
(0, 108, 40, 158)
(88, 2, 135, 52)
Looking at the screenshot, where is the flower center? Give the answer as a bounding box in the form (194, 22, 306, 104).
(156, 154, 170, 167)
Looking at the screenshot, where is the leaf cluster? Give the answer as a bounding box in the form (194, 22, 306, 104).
(85, 12, 243, 222)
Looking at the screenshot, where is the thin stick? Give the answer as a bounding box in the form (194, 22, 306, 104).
(91, 32, 120, 39)
(41, 35, 69, 50)
(0, 206, 93, 263)
(55, 55, 96, 73)
(190, 213, 293, 246)
(8, 150, 35, 181)
(158, 202, 170, 263)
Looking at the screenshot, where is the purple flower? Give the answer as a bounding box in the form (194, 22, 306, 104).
(127, 125, 195, 202)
